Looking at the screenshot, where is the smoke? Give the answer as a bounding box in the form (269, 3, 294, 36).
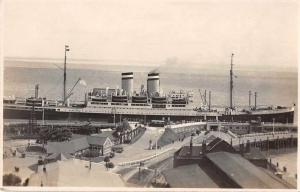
(149, 57, 178, 73)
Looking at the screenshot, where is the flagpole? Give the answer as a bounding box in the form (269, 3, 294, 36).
(230, 53, 234, 109)
(63, 45, 70, 105)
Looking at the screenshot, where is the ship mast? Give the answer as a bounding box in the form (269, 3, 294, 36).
(63, 45, 70, 105)
(230, 53, 234, 109)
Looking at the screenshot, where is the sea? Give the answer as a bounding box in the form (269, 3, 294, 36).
(3, 65, 298, 122)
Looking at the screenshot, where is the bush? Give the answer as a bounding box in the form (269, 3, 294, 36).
(14, 167, 19, 172)
(3, 173, 22, 186)
(107, 162, 114, 169)
(23, 178, 29, 186)
(109, 152, 115, 158)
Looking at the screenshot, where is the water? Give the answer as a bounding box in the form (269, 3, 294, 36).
(4, 65, 298, 122)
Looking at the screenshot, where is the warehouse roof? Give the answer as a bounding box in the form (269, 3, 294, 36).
(162, 164, 219, 188)
(206, 152, 292, 189)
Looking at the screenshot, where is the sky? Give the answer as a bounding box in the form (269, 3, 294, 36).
(3, 0, 298, 71)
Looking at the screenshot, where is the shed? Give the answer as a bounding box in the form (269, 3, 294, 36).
(205, 152, 292, 189)
(162, 164, 219, 188)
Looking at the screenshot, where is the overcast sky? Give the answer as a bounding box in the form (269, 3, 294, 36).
(4, 0, 298, 71)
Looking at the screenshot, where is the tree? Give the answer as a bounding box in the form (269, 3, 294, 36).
(122, 119, 131, 132)
(3, 173, 22, 186)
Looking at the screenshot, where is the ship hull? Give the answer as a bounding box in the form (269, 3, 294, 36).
(3, 107, 213, 123)
(3, 105, 294, 124)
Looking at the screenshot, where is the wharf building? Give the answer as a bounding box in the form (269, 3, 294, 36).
(160, 137, 295, 189)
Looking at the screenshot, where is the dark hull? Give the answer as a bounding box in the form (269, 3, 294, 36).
(3, 107, 294, 123)
(3, 108, 212, 123)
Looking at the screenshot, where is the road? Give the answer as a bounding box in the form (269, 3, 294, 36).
(112, 126, 208, 184)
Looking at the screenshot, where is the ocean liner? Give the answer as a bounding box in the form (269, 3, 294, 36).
(3, 47, 295, 124)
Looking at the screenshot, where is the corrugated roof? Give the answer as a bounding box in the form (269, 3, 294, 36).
(46, 153, 72, 161)
(87, 136, 109, 146)
(162, 164, 219, 188)
(47, 136, 110, 155)
(70, 137, 90, 152)
(206, 152, 291, 189)
(92, 132, 115, 141)
(47, 141, 75, 154)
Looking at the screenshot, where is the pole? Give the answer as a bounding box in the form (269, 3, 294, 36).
(155, 130, 158, 156)
(63, 45, 70, 105)
(204, 90, 207, 105)
(208, 91, 211, 111)
(273, 118, 275, 134)
(113, 107, 116, 128)
(230, 53, 234, 109)
(254, 92, 257, 109)
(35, 84, 39, 98)
(249, 90, 251, 108)
(42, 108, 45, 126)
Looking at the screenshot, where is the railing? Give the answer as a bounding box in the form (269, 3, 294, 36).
(240, 131, 292, 138)
(117, 147, 174, 167)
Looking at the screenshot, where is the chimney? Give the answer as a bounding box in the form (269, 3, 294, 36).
(121, 72, 134, 96)
(147, 73, 160, 97)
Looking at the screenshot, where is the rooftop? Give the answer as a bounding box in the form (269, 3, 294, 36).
(162, 164, 219, 188)
(28, 158, 125, 187)
(47, 135, 111, 155)
(206, 152, 292, 189)
(178, 146, 203, 158)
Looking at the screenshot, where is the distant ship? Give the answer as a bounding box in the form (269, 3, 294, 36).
(3, 47, 294, 124)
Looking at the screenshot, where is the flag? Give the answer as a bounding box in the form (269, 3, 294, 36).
(65, 45, 70, 51)
(79, 79, 87, 86)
